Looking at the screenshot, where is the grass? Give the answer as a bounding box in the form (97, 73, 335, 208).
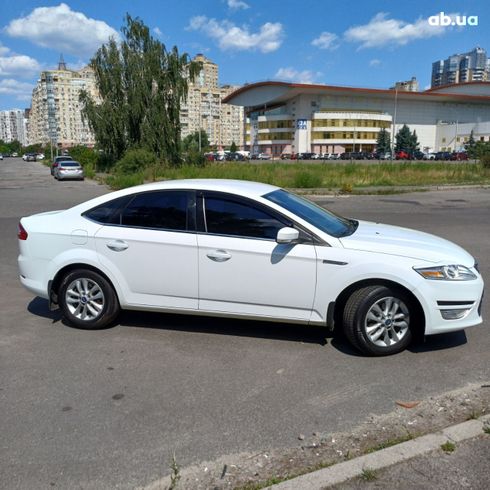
(440, 441, 456, 453)
(236, 460, 335, 490)
(360, 467, 378, 481)
(364, 433, 414, 454)
(168, 453, 181, 490)
(102, 161, 490, 190)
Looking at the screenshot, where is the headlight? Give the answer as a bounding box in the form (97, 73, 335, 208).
(414, 265, 477, 281)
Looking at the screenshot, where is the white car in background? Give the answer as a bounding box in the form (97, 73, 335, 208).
(18, 179, 484, 356)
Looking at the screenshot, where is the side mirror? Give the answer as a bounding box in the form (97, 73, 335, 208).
(276, 227, 299, 244)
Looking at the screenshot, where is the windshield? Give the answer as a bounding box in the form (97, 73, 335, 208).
(264, 189, 357, 238)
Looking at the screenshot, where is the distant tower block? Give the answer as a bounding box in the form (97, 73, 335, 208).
(58, 54, 67, 71)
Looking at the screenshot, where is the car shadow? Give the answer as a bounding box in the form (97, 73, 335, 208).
(408, 330, 467, 353)
(118, 310, 332, 346)
(27, 297, 62, 322)
(27, 297, 468, 355)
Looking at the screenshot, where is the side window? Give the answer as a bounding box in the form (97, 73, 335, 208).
(83, 195, 133, 224)
(204, 196, 288, 239)
(121, 191, 189, 231)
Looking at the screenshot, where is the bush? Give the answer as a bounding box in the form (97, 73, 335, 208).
(292, 171, 323, 188)
(480, 154, 490, 169)
(105, 173, 145, 189)
(185, 149, 206, 167)
(115, 148, 159, 174)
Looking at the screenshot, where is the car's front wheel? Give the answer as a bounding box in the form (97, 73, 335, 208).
(343, 285, 413, 356)
(58, 269, 119, 329)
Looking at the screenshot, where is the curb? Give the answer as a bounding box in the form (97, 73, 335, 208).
(270, 414, 490, 489)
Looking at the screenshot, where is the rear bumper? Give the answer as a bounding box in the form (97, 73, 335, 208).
(18, 254, 49, 299)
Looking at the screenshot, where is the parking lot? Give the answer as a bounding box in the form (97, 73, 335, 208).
(1, 158, 489, 489)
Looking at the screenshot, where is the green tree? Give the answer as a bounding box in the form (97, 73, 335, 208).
(375, 128, 391, 154)
(68, 145, 98, 167)
(395, 124, 419, 155)
(465, 130, 477, 158)
(81, 14, 201, 167)
(182, 130, 209, 152)
(230, 141, 238, 153)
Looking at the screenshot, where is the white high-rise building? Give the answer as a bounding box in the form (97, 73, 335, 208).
(181, 54, 244, 148)
(0, 109, 27, 145)
(28, 57, 99, 148)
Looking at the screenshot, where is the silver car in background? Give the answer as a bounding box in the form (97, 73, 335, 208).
(54, 160, 84, 180)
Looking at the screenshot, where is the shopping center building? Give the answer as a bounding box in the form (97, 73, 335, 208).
(223, 81, 490, 156)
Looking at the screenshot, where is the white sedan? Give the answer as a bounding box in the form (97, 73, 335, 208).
(18, 179, 484, 356)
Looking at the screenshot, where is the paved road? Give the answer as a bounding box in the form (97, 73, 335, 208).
(1, 158, 488, 489)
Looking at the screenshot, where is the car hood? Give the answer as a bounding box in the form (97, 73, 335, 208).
(339, 220, 474, 265)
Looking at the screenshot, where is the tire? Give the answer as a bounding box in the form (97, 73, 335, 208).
(343, 285, 413, 356)
(58, 269, 119, 329)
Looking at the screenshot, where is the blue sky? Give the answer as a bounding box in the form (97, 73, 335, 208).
(0, 0, 488, 110)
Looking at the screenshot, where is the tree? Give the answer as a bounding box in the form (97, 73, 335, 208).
(465, 129, 477, 159)
(230, 141, 237, 153)
(181, 130, 209, 152)
(375, 128, 391, 154)
(81, 14, 201, 166)
(395, 124, 419, 156)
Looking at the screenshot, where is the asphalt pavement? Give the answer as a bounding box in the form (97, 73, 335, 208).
(0, 158, 489, 489)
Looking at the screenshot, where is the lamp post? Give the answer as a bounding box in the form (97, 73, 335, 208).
(391, 88, 398, 160)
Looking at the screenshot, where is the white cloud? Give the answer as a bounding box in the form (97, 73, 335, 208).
(0, 79, 34, 100)
(369, 59, 381, 66)
(153, 27, 163, 37)
(188, 16, 283, 53)
(5, 3, 120, 57)
(226, 0, 250, 10)
(311, 32, 339, 50)
(0, 54, 41, 77)
(344, 12, 452, 49)
(0, 43, 10, 56)
(275, 67, 321, 84)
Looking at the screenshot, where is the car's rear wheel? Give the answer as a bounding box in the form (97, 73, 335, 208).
(58, 269, 119, 329)
(343, 285, 413, 356)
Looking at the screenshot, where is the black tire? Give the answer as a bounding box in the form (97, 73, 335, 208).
(343, 285, 413, 356)
(58, 269, 119, 329)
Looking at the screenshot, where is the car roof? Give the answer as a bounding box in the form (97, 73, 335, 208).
(71, 179, 281, 213)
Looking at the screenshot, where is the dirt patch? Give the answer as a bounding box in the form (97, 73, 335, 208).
(145, 383, 490, 490)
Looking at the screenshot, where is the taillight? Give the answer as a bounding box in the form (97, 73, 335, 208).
(18, 222, 28, 240)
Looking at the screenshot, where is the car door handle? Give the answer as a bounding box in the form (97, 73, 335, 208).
(106, 240, 129, 252)
(206, 250, 232, 262)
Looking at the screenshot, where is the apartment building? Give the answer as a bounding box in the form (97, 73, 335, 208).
(28, 58, 99, 148)
(181, 54, 244, 148)
(390, 77, 419, 92)
(0, 109, 27, 145)
(431, 47, 490, 88)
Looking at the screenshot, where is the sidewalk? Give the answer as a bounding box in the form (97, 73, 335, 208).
(271, 415, 490, 489)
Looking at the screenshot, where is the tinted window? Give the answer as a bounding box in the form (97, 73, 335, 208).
(59, 161, 81, 167)
(204, 196, 286, 239)
(83, 195, 133, 224)
(121, 191, 189, 230)
(264, 189, 354, 238)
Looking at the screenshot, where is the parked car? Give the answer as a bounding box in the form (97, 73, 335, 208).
(280, 153, 291, 160)
(423, 153, 436, 160)
(18, 179, 484, 356)
(375, 152, 392, 160)
(450, 152, 468, 161)
(297, 152, 315, 160)
(0, 154, 3, 160)
(36, 153, 45, 160)
(24, 153, 37, 162)
(12, 152, 18, 157)
(310, 153, 321, 160)
(257, 153, 271, 160)
(328, 153, 340, 160)
(395, 150, 410, 160)
(54, 160, 84, 180)
(51, 155, 74, 175)
(435, 151, 452, 161)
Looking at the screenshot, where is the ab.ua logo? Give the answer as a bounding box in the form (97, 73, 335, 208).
(428, 12, 478, 26)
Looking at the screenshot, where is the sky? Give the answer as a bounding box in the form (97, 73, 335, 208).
(0, 0, 488, 110)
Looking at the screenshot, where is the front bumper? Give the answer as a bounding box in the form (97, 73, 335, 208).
(413, 273, 484, 335)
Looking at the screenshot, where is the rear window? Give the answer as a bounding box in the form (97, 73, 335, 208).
(59, 161, 81, 167)
(83, 195, 133, 224)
